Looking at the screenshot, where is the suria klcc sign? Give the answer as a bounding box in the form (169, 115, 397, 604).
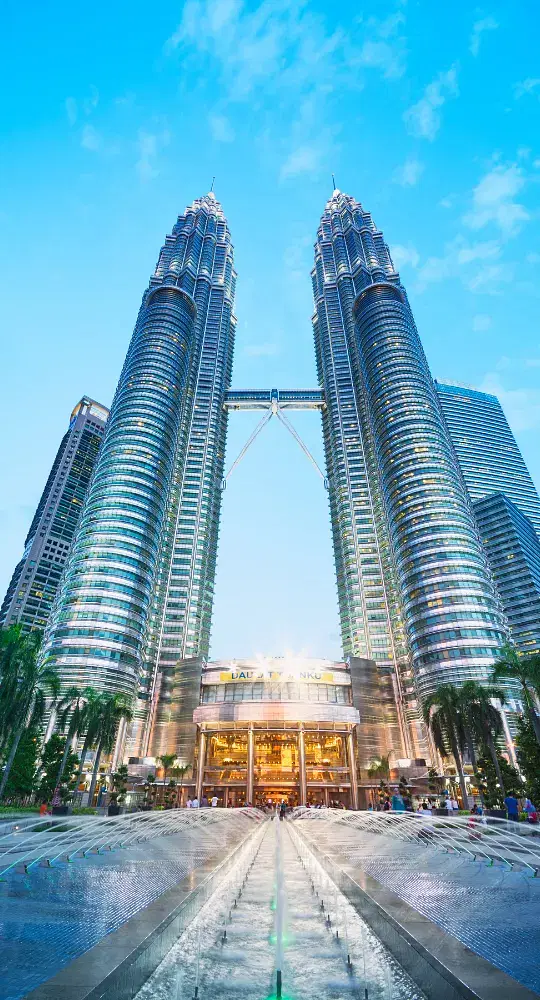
(220, 667, 334, 683)
(201, 656, 351, 686)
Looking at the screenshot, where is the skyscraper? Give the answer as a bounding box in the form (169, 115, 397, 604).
(312, 189, 507, 708)
(435, 381, 540, 536)
(41, 194, 235, 760)
(473, 493, 540, 656)
(1, 397, 108, 633)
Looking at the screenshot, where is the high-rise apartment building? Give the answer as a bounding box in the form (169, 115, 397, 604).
(1, 397, 108, 632)
(435, 381, 540, 536)
(473, 493, 540, 656)
(312, 189, 507, 711)
(41, 193, 236, 759)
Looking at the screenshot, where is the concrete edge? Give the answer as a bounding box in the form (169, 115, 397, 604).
(23, 823, 264, 1000)
(294, 826, 539, 1000)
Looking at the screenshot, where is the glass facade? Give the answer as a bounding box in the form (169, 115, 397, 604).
(473, 493, 540, 655)
(42, 193, 235, 725)
(1, 398, 108, 633)
(313, 190, 507, 704)
(435, 381, 540, 537)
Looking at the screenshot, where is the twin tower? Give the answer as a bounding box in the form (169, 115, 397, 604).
(42, 189, 507, 765)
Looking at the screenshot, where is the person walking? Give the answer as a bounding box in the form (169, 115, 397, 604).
(191, 796, 200, 809)
(504, 791, 519, 822)
(211, 794, 218, 807)
(186, 797, 193, 809)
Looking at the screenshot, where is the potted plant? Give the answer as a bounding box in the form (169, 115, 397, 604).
(108, 764, 128, 816)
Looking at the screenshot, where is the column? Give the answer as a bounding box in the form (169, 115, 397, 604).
(110, 717, 127, 772)
(298, 725, 307, 806)
(247, 724, 254, 804)
(196, 730, 206, 801)
(347, 730, 359, 811)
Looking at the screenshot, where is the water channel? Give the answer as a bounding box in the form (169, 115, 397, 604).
(136, 818, 425, 1000)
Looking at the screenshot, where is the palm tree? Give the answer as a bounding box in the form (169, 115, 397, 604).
(73, 688, 103, 792)
(157, 754, 177, 805)
(492, 644, 540, 746)
(171, 763, 191, 806)
(54, 686, 93, 790)
(0, 628, 60, 799)
(87, 693, 133, 806)
(458, 680, 507, 799)
(423, 684, 469, 807)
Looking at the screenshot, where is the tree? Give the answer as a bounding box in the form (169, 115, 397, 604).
(171, 764, 191, 806)
(72, 688, 103, 792)
(476, 748, 523, 809)
(515, 714, 540, 807)
(423, 684, 469, 807)
(492, 645, 540, 747)
(37, 734, 79, 802)
(54, 686, 93, 790)
(0, 627, 60, 799)
(143, 773, 156, 808)
(367, 755, 391, 780)
(458, 681, 507, 799)
(2, 725, 40, 800)
(109, 764, 129, 808)
(87, 693, 133, 805)
(157, 754, 177, 805)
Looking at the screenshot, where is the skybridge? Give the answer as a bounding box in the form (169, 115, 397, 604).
(222, 387, 327, 485)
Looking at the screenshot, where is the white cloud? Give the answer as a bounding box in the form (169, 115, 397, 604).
(209, 113, 235, 143)
(478, 373, 540, 432)
(280, 145, 321, 180)
(136, 129, 170, 181)
(80, 124, 102, 151)
(393, 157, 424, 187)
(514, 78, 540, 98)
(439, 195, 453, 209)
(414, 237, 509, 294)
(82, 85, 99, 115)
(469, 16, 498, 57)
(244, 342, 279, 357)
(472, 314, 492, 332)
(390, 244, 420, 270)
(467, 263, 511, 293)
(167, 2, 407, 180)
(284, 235, 312, 280)
(463, 161, 529, 235)
(65, 97, 77, 126)
(403, 66, 459, 141)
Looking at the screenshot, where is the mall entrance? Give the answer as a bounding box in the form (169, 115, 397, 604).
(195, 721, 358, 808)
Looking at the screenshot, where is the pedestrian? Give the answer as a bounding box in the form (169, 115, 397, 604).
(186, 797, 193, 809)
(391, 792, 405, 812)
(504, 791, 519, 822)
(201, 795, 208, 807)
(191, 796, 200, 809)
(525, 798, 538, 823)
(450, 796, 459, 812)
(39, 801, 49, 817)
(211, 794, 218, 808)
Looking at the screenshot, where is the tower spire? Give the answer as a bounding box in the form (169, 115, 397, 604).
(332, 173, 337, 192)
(210, 176, 215, 193)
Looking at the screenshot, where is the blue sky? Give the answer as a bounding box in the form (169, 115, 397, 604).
(1, 1, 539, 660)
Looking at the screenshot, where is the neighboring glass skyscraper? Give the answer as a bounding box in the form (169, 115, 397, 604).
(312, 189, 507, 710)
(435, 381, 540, 536)
(41, 194, 235, 759)
(1, 397, 108, 633)
(473, 493, 540, 656)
